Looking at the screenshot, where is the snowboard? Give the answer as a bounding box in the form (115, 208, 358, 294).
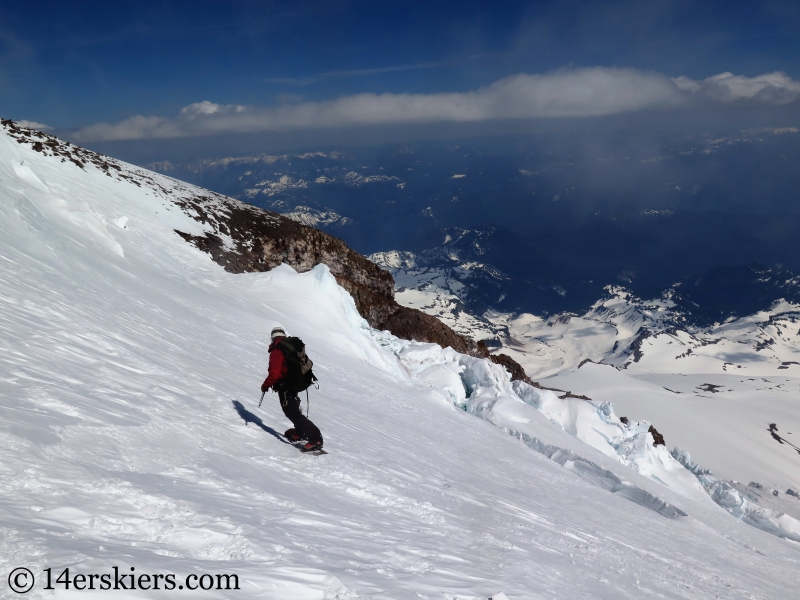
(291, 441, 327, 455)
(284, 429, 327, 454)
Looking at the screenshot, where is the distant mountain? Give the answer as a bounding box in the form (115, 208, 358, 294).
(672, 264, 800, 325)
(369, 227, 514, 339)
(142, 128, 800, 316)
(373, 259, 800, 379)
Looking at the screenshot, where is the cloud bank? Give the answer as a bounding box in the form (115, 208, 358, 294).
(18, 120, 52, 131)
(70, 68, 800, 142)
(673, 71, 800, 105)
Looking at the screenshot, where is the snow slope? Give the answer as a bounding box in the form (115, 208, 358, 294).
(542, 363, 800, 494)
(374, 266, 800, 502)
(498, 289, 800, 498)
(2, 125, 800, 598)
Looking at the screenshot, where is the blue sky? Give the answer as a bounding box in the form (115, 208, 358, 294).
(2, 0, 799, 140)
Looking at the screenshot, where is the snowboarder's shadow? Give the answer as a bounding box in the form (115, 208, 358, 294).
(769, 423, 800, 456)
(232, 400, 289, 444)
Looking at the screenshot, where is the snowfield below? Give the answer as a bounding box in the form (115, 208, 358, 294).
(374, 253, 800, 510)
(2, 126, 800, 598)
(491, 289, 800, 380)
(369, 249, 508, 341)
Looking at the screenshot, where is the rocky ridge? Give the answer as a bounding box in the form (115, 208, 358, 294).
(2, 119, 531, 381)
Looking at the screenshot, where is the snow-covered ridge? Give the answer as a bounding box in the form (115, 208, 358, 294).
(369, 243, 510, 341)
(494, 286, 800, 378)
(3, 120, 530, 376)
(0, 118, 268, 255)
(245, 174, 309, 197)
(279, 205, 353, 228)
(319, 171, 401, 186)
(373, 253, 800, 380)
(243, 171, 404, 200)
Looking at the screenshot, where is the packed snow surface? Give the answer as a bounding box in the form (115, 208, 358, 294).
(2, 127, 800, 598)
(543, 363, 800, 491)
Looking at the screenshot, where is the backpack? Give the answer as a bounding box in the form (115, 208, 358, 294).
(275, 336, 317, 393)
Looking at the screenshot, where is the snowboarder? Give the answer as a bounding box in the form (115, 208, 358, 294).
(261, 325, 324, 452)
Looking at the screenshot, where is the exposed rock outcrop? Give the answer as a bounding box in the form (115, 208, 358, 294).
(648, 425, 666, 447)
(174, 204, 532, 364)
(620, 418, 665, 447)
(481, 345, 536, 386)
(171, 200, 483, 356)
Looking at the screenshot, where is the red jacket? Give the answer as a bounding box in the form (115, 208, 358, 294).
(261, 337, 287, 391)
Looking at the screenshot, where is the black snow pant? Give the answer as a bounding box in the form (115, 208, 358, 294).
(279, 389, 322, 443)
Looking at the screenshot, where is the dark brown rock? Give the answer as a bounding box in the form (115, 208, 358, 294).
(649, 424, 666, 446)
(487, 352, 537, 386)
(170, 203, 473, 351)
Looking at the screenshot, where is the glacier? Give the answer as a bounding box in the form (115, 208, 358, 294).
(377, 249, 800, 510)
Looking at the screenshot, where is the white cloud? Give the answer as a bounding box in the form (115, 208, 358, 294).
(179, 100, 246, 119)
(673, 71, 800, 104)
(74, 115, 172, 142)
(18, 120, 52, 131)
(69, 68, 800, 142)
